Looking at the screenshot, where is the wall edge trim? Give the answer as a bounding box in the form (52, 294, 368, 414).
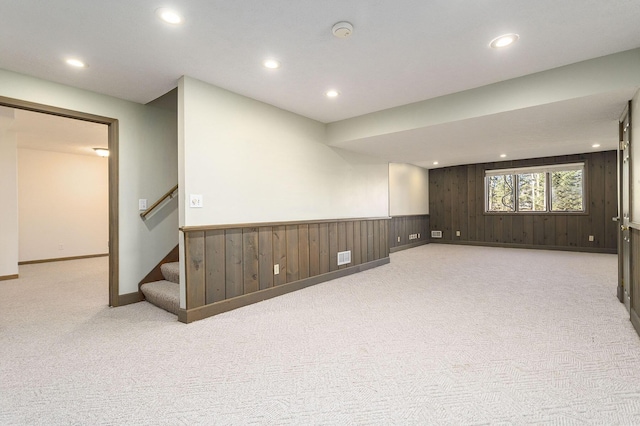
(0, 274, 19, 281)
(389, 241, 429, 253)
(180, 217, 391, 232)
(431, 240, 616, 254)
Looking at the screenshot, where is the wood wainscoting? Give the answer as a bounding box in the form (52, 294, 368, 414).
(180, 217, 390, 323)
(429, 152, 618, 253)
(388, 215, 430, 253)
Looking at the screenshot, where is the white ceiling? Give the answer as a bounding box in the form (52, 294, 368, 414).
(1, 107, 107, 156)
(1, 1, 640, 166)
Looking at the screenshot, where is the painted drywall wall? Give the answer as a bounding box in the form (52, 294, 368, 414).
(632, 89, 640, 224)
(0, 124, 19, 278)
(0, 68, 178, 296)
(179, 76, 389, 226)
(389, 163, 429, 216)
(17, 149, 108, 262)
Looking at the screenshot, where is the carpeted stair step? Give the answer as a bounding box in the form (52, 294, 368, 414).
(140, 280, 179, 315)
(161, 262, 180, 284)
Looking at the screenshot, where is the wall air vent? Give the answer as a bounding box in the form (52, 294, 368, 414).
(337, 250, 351, 266)
(431, 230, 443, 238)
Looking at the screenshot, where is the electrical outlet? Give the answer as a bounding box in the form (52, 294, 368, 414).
(274, 264, 280, 275)
(139, 199, 147, 211)
(397, 236, 400, 242)
(456, 230, 461, 237)
(589, 235, 594, 242)
(58, 244, 64, 251)
(418, 233, 420, 239)
(190, 194, 203, 208)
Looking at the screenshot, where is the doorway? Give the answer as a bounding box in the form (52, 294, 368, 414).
(0, 95, 119, 306)
(619, 104, 631, 311)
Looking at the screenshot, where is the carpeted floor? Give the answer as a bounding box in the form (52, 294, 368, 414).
(1, 245, 640, 425)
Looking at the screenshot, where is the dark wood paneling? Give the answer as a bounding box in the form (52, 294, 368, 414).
(186, 231, 205, 309)
(353, 220, 362, 265)
(298, 225, 310, 279)
(258, 227, 273, 290)
(388, 215, 430, 252)
(319, 223, 330, 274)
(225, 229, 243, 298)
(309, 224, 320, 276)
(429, 152, 617, 252)
(329, 222, 339, 272)
(273, 226, 287, 286)
(242, 228, 259, 294)
(286, 225, 299, 283)
(338, 222, 347, 270)
(182, 217, 391, 323)
(205, 230, 225, 303)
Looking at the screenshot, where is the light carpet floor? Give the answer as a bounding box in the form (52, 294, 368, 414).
(1, 245, 640, 425)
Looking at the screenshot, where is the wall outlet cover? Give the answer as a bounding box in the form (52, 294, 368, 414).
(190, 194, 203, 208)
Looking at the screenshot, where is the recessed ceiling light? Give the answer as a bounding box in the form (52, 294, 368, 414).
(433, 161, 439, 165)
(66, 58, 87, 68)
(500, 154, 507, 158)
(490, 33, 519, 48)
(156, 8, 182, 24)
(326, 90, 340, 98)
(263, 59, 280, 69)
(592, 143, 601, 148)
(93, 148, 109, 157)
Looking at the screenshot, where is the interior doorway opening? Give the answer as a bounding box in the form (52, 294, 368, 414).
(0, 96, 119, 306)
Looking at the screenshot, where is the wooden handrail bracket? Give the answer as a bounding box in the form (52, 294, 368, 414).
(140, 184, 178, 219)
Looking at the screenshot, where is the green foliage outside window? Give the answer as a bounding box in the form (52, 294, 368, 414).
(486, 164, 584, 213)
(551, 170, 583, 211)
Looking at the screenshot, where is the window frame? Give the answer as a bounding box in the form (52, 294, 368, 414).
(484, 162, 587, 214)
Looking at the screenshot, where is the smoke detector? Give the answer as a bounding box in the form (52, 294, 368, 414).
(332, 21, 353, 38)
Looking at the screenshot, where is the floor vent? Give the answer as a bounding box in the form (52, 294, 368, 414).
(431, 230, 443, 238)
(337, 250, 351, 266)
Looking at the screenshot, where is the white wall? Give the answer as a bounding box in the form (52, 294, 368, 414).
(180, 76, 389, 226)
(0, 68, 178, 296)
(388, 163, 429, 216)
(17, 149, 108, 262)
(0, 123, 19, 278)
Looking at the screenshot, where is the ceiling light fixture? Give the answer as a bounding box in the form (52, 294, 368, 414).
(490, 33, 519, 48)
(433, 161, 439, 165)
(66, 58, 87, 68)
(93, 148, 109, 157)
(156, 8, 183, 24)
(263, 59, 280, 69)
(592, 143, 601, 148)
(326, 90, 340, 98)
(500, 154, 507, 158)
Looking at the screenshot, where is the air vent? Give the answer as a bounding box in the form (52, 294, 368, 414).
(337, 250, 351, 266)
(431, 230, 443, 238)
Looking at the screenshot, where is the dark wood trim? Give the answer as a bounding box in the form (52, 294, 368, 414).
(18, 253, 108, 265)
(431, 239, 617, 254)
(118, 291, 144, 306)
(631, 309, 640, 337)
(138, 245, 179, 287)
(180, 216, 391, 232)
(389, 240, 428, 253)
(0, 95, 119, 307)
(178, 257, 390, 323)
(0, 274, 19, 281)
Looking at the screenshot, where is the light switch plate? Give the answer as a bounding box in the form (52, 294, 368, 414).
(139, 199, 147, 211)
(190, 194, 203, 208)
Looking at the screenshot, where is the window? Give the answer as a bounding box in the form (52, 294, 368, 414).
(485, 163, 585, 213)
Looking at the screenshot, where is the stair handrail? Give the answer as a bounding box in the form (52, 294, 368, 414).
(140, 184, 178, 219)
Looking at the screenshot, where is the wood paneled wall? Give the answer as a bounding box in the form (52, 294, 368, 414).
(429, 152, 618, 253)
(631, 228, 640, 331)
(388, 215, 430, 252)
(181, 218, 389, 322)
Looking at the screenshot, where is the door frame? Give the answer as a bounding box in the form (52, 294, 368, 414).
(618, 103, 631, 309)
(0, 95, 120, 306)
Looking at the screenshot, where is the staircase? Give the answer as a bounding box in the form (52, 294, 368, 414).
(140, 262, 180, 315)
